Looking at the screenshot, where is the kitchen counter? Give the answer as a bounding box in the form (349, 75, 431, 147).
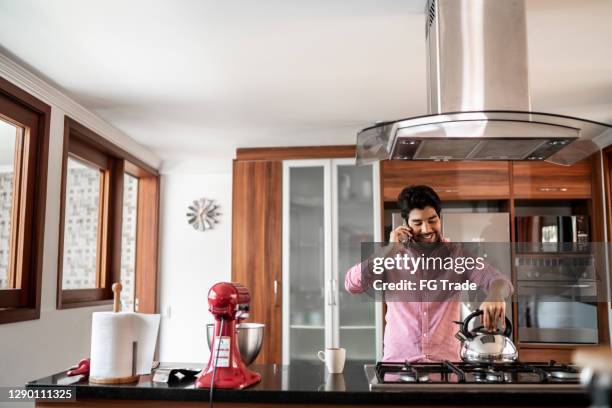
(27, 361, 592, 407)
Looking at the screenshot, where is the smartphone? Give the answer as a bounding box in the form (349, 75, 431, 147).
(401, 219, 413, 246)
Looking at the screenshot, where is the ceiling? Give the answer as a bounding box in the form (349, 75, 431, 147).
(0, 0, 611, 164)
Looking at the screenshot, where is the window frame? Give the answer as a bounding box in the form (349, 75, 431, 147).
(124, 161, 159, 313)
(0, 77, 50, 324)
(57, 134, 120, 307)
(57, 117, 159, 309)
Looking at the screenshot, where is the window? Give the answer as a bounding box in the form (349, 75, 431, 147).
(62, 158, 104, 289)
(0, 77, 50, 324)
(57, 118, 159, 310)
(120, 173, 138, 311)
(122, 161, 159, 313)
(0, 120, 17, 290)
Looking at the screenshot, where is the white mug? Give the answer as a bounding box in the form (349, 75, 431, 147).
(317, 347, 346, 373)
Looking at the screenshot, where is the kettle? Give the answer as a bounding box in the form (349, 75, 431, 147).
(454, 309, 518, 364)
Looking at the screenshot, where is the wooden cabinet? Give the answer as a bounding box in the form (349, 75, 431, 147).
(231, 147, 608, 365)
(231, 146, 358, 364)
(512, 159, 592, 199)
(381, 161, 510, 201)
(232, 160, 283, 364)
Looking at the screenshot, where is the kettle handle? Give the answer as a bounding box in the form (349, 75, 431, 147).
(462, 310, 512, 338)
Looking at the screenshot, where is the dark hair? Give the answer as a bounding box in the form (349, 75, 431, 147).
(398, 185, 441, 221)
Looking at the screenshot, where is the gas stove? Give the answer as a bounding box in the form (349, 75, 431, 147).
(365, 361, 584, 391)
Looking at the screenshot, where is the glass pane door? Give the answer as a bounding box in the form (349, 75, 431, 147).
(284, 163, 327, 362)
(334, 161, 377, 361)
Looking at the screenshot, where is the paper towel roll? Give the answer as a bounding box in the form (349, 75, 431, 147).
(90, 311, 160, 383)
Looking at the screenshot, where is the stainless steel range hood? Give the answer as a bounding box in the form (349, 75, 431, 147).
(356, 0, 612, 165)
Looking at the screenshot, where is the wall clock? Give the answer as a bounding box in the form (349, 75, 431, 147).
(187, 198, 220, 231)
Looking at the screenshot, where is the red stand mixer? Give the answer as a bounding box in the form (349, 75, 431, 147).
(195, 282, 261, 389)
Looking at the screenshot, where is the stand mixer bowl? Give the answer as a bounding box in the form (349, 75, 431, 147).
(206, 323, 264, 366)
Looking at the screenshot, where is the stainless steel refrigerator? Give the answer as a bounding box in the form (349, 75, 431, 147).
(441, 212, 512, 321)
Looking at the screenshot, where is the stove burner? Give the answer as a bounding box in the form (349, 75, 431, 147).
(399, 373, 430, 382)
(397, 362, 430, 383)
(472, 368, 506, 383)
(549, 370, 580, 380)
(373, 360, 581, 386)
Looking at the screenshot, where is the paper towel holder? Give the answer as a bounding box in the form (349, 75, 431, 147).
(90, 341, 139, 384)
(112, 282, 122, 312)
(89, 283, 140, 384)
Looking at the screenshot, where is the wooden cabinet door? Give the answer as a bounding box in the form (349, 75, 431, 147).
(232, 160, 282, 364)
(513, 159, 592, 199)
(381, 161, 510, 201)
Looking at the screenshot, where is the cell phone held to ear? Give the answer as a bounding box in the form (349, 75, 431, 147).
(399, 220, 413, 246)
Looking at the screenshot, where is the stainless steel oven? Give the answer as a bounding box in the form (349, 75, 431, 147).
(515, 215, 598, 344)
(515, 215, 590, 252)
(517, 279, 598, 343)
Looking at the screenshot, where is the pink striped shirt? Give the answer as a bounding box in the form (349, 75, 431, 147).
(344, 238, 513, 362)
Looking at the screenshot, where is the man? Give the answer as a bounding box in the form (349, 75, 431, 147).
(345, 185, 513, 362)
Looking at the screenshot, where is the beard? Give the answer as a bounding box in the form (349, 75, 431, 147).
(412, 231, 441, 253)
(414, 231, 439, 243)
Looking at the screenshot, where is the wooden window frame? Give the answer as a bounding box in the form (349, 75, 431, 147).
(57, 135, 121, 307)
(602, 147, 612, 311)
(0, 77, 50, 324)
(124, 161, 160, 314)
(57, 118, 159, 309)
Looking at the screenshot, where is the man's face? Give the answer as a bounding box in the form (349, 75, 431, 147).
(406, 206, 441, 243)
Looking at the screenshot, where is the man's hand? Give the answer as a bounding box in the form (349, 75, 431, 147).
(480, 300, 506, 332)
(480, 278, 511, 331)
(390, 225, 414, 244)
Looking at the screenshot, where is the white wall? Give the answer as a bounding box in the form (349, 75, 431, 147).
(0, 54, 159, 387)
(157, 158, 233, 364)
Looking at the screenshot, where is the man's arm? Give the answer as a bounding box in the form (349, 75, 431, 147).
(460, 245, 514, 331)
(344, 261, 370, 294)
(344, 243, 403, 293)
(345, 225, 411, 294)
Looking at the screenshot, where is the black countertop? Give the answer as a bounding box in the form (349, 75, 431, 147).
(27, 361, 592, 406)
